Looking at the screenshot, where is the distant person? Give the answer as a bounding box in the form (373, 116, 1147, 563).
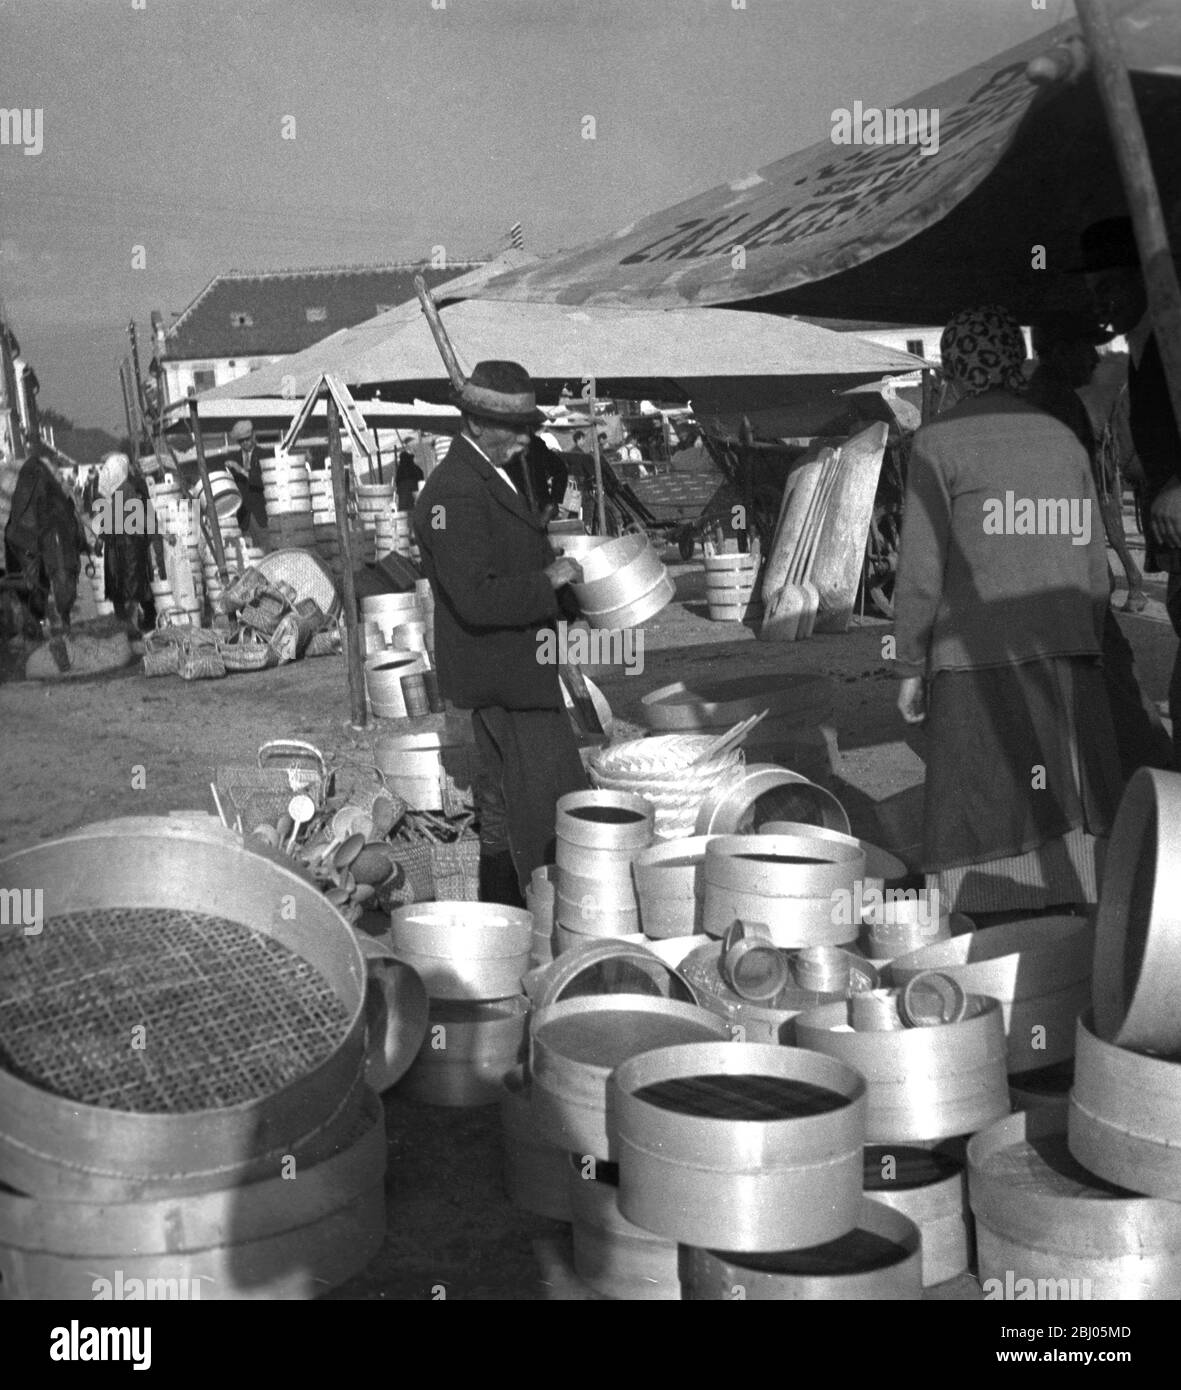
(395, 448, 424, 512)
(1027, 326, 1170, 776)
(519, 436, 569, 524)
(4, 444, 91, 635)
(227, 420, 268, 541)
(93, 452, 156, 632)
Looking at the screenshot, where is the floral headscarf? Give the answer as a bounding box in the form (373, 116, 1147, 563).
(939, 306, 1028, 397)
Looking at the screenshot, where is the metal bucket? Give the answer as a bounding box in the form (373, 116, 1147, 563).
(1068, 1011, 1181, 1200)
(632, 836, 714, 938)
(794, 994, 1010, 1143)
(702, 832, 865, 948)
(389, 902, 533, 1002)
(0, 1088, 386, 1301)
(889, 917, 1090, 1073)
(863, 1143, 971, 1287)
(0, 824, 368, 1202)
(373, 722, 474, 814)
(529, 995, 731, 1160)
(568, 1165, 680, 1300)
(695, 764, 850, 836)
(396, 995, 529, 1108)
(971, 1107, 1181, 1300)
(570, 533, 675, 630)
(499, 1067, 572, 1223)
(610, 1041, 867, 1251)
(679, 1199, 922, 1301)
(555, 790, 654, 937)
(203, 468, 242, 521)
(365, 649, 428, 720)
(361, 593, 422, 643)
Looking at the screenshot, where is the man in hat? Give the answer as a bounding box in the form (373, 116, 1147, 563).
(1079, 216, 1181, 759)
(413, 361, 588, 907)
(227, 419, 269, 541)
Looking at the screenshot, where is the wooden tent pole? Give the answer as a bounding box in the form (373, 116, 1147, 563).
(1075, 0, 1181, 445)
(328, 391, 367, 730)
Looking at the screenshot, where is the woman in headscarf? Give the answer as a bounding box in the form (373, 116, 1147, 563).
(892, 306, 1123, 922)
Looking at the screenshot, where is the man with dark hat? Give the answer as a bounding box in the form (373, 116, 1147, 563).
(1078, 216, 1181, 760)
(227, 419, 269, 541)
(413, 361, 588, 906)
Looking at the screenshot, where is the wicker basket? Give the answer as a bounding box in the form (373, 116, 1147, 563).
(141, 647, 178, 678)
(219, 631, 276, 673)
(216, 740, 328, 831)
(430, 835, 481, 902)
(388, 838, 435, 903)
(306, 628, 340, 658)
(177, 640, 227, 681)
(239, 593, 289, 637)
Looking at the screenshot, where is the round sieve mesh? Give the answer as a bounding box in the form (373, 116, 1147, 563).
(0, 908, 352, 1113)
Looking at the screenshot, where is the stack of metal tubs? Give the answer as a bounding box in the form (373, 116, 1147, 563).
(0, 819, 393, 1300)
(967, 768, 1181, 1300)
(392, 902, 533, 1107)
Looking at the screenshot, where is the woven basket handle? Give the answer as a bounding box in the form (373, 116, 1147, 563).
(258, 739, 327, 777)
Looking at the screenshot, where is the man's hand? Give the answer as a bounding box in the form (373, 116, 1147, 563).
(226, 458, 250, 483)
(1151, 478, 1181, 551)
(897, 675, 926, 725)
(544, 555, 584, 590)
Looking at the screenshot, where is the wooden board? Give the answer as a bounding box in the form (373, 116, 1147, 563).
(809, 423, 888, 633)
(759, 444, 831, 603)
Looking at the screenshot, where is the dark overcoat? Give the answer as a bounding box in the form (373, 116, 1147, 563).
(413, 434, 561, 710)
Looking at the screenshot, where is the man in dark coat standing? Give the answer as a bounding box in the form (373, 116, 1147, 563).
(413, 361, 587, 906)
(227, 420, 269, 542)
(1081, 217, 1181, 761)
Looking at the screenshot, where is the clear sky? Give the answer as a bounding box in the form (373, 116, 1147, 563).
(0, 0, 1066, 429)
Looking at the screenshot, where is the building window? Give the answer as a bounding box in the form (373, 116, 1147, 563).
(375, 303, 395, 314)
(231, 312, 253, 328)
(192, 369, 216, 392)
(305, 307, 327, 323)
(906, 338, 925, 358)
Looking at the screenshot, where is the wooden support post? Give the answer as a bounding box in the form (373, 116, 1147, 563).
(118, 360, 139, 466)
(328, 392, 367, 730)
(588, 387, 606, 536)
(187, 395, 228, 583)
(1075, 0, 1181, 451)
(920, 368, 935, 426)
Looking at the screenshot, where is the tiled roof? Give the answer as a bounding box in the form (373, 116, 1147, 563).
(163, 262, 487, 361)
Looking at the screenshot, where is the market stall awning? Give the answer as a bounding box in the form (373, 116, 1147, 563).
(459, 2, 1181, 325)
(209, 299, 922, 436)
(166, 394, 460, 433)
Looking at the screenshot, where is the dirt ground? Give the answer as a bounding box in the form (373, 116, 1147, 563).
(0, 541, 1173, 1301)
